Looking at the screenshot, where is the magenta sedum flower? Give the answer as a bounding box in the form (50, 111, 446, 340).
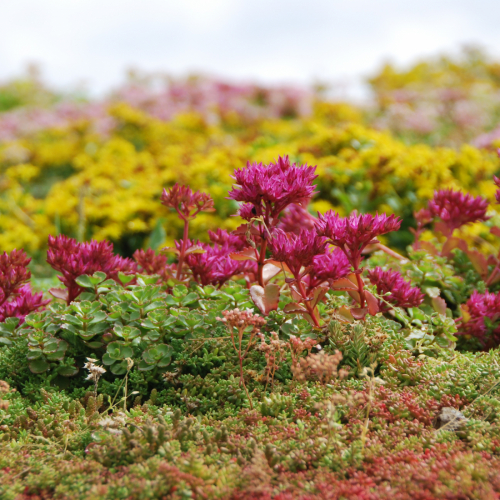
(307, 247, 351, 289)
(315, 211, 402, 265)
(208, 229, 249, 251)
(0, 249, 31, 305)
(47, 235, 136, 303)
(228, 156, 318, 222)
(459, 290, 500, 349)
(179, 238, 255, 287)
(367, 267, 424, 312)
(278, 203, 317, 234)
(161, 183, 215, 221)
(133, 248, 175, 282)
(267, 229, 327, 277)
(428, 189, 490, 232)
(0, 285, 49, 324)
(0, 249, 48, 323)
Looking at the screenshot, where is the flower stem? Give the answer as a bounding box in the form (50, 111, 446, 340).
(297, 278, 321, 328)
(176, 218, 190, 280)
(257, 238, 268, 287)
(352, 256, 366, 309)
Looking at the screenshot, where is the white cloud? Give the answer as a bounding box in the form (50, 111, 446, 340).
(0, 0, 499, 97)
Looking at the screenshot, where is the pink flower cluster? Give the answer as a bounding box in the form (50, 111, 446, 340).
(181, 230, 255, 287)
(267, 229, 327, 277)
(133, 248, 175, 282)
(367, 267, 424, 312)
(0, 285, 48, 323)
(47, 235, 136, 303)
(0, 249, 48, 323)
(428, 189, 490, 233)
(161, 183, 215, 221)
(0, 76, 312, 143)
(307, 248, 351, 290)
(278, 203, 317, 234)
(460, 290, 500, 349)
(316, 211, 402, 265)
(228, 156, 318, 223)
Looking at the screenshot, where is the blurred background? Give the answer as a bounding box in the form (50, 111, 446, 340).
(1, 0, 499, 99)
(1, 0, 500, 269)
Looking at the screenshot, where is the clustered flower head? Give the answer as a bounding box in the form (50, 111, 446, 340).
(47, 235, 136, 303)
(267, 229, 327, 277)
(179, 234, 255, 287)
(161, 183, 215, 220)
(0, 285, 49, 324)
(288, 334, 319, 356)
(291, 350, 346, 384)
(428, 189, 490, 233)
(133, 248, 175, 282)
(84, 357, 106, 382)
(308, 247, 351, 289)
(459, 290, 500, 349)
(228, 156, 318, 222)
(0, 249, 48, 323)
(0, 249, 31, 304)
(316, 211, 402, 264)
(414, 208, 433, 228)
(278, 203, 317, 234)
(208, 228, 248, 251)
(217, 308, 267, 331)
(367, 267, 425, 312)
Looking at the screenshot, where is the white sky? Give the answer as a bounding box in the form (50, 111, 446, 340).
(1, 0, 500, 99)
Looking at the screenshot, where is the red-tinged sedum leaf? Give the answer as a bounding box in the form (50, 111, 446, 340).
(250, 284, 280, 315)
(289, 283, 303, 302)
(283, 302, 307, 314)
(420, 241, 439, 255)
(364, 290, 380, 316)
(311, 284, 329, 308)
(262, 263, 281, 284)
(491, 226, 500, 238)
(160, 246, 180, 255)
(184, 245, 206, 256)
(348, 289, 361, 304)
(466, 249, 488, 277)
(442, 237, 467, 257)
(330, 277, 358, 291)
(49, 288, 69, 301)
(233, 223, 260, 236)
(265, 260, 291, 273)
(229, 248, 257, 261)
(351, 307, 369, 320)
(337, 306, 355, 323)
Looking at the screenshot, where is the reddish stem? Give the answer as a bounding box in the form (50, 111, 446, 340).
(486, 264, 500, 287)
(352, 254, 366, 309)
(176, 218, 190, 280)
(257, 238, 268, 287)
(297, 278, 321, 328)
(374, 243, 405, 261)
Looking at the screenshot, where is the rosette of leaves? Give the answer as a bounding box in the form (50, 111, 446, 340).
(170, 311, 206, 339)
(139, 343, 173, 371)
(395, 306, 458, 355)
(102, 324, 141, 375)
(402, 249, 466, 306)
(141, 309, 178, 342)
(74, 271, 120, 300)
(22, 313, 77, 376)
(165, 284, 200, 308)
(61, 301, 109, 348)
(0, 317, 20, 346)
